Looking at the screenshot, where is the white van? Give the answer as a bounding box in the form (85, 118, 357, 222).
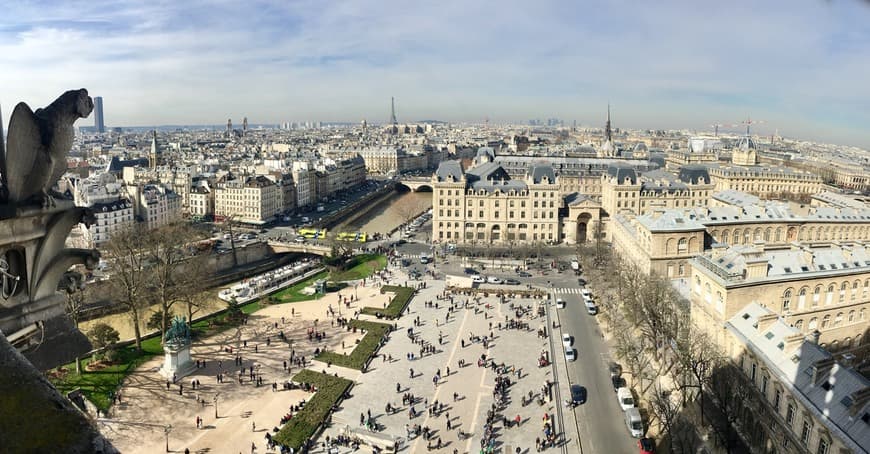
(617, 387, 635, 411)
(624, 407, 643, 438)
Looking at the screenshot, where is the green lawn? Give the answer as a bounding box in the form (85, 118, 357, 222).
(49, 335, 164, 412)
(273, 369, 352, 450)
(329, 253, 386, 281)
(271, 271, 330, 303)
(315, 319, 392, 370)
(50, 299, 258, 412)
(360, 285, 415, 319)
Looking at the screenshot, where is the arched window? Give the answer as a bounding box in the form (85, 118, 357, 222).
(808, 317, 818, 330)
(795, 319, 804, 330)
(798, 287, 808, 308)
(826, 284, 835, 305)
(705, 283, 712, 303)
(732, 230, 740, 245)
(677, 237, 688, 252)
(666, 238, 676, 254)
(844, 337, 852, 348)
(834, 312, 843, 327)
(821, 315, 831, 329)
(860, 308, 866, 321)
(848, 310, 855, 323)
(853, 280, 860, 300)
(764, 228, 772, 242)
(813, 286, 822, 306)
(775, 227, 782, 242)
(722, 230, 731, 244)
(782, 289, 793, 311)
(694, 276, 701, 293)
(840, 282, 847, 302)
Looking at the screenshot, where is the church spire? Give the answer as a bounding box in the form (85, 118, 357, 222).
(150, 130, 158, 170)
(605, 103, 612, 143)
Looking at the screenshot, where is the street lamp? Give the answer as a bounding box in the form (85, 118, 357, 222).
(214, 393, 220, 419)
(164, 424, 172, 453)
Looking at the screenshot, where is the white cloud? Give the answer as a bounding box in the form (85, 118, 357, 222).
(0, 0, 867, 146)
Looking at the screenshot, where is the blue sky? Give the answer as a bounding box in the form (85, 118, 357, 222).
(1, 0, 868, 147)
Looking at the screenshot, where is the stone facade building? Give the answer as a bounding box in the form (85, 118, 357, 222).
(601, 165, 716, 217)
(689, 242, 870, 350)
(723, 303, 870, 454)
(214, 175, 281, 225)
(431, 150, 560, 245)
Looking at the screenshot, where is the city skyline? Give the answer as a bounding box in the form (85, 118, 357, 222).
(1, 0, 869, 147)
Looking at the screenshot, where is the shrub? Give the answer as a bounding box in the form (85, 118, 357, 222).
(359, 285, 414, 319)
(315, 320, 391, 370)
(273, 370, 352, 450)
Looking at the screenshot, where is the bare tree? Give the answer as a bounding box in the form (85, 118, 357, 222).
(393, 194, 428, 227)
(147, 222, 207, 341)
(104, 224, 152, 351)
(649, 384, 699, 454)
(672, 326, 723, 426)
(61, 272, 88, 329)
(708, 364, 753, 453)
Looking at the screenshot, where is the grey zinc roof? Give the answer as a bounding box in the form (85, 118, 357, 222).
(435, 160, 464, 182)
(636, 209, 705, 232)
(606, 164, 638, 184)
(678, 165, 711, 184)
(465, 161, 510, 182)
(726, 303, 870, 454)
(527, 165, 556, 184)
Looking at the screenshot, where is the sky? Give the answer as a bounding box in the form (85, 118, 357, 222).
(1, 0, 869, 148)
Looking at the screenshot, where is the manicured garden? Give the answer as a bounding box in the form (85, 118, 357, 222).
(359, 285, 415, 319)
(273, 369, 353, 450)
(315, 319, 392, 370)
(271, 270, 331, 303)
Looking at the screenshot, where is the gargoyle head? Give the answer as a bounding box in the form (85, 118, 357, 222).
(71, 88, 94, 118)
(83, 249, 101, 270)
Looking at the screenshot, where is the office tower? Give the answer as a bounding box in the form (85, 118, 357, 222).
(243, 117, 248, 133)
(390, 97, 398, 125)
(94, 96, 105, 133)
(227, 118, 232, 132)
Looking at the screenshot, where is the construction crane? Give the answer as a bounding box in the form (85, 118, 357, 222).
(739, 116, 766, 135)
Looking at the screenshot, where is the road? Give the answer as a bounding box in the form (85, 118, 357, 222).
(551, 275, 638, 454)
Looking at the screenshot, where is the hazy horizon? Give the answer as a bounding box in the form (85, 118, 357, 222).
(1, 0, 868, 148)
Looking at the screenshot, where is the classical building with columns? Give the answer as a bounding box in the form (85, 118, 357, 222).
(431, 149, 560, 245)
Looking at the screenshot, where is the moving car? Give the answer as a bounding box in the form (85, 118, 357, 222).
(617, 387, 635, 411)
(295, 236, 306, 243)
(517, 270, 532, 277)
(565, 348, 576, 362)
(562, 333, 573, 348)
(570, 259, 580, 271)
(503, 278, 520, 285)
(486, 276, 502, 284)
(464, 268, 480, 275)
(556, 298, 566, 309)
(569, 384, 587, 405)
(584, 299, 598, 315)
(472, 275, 485, 283)
(580, 288, 592, 300)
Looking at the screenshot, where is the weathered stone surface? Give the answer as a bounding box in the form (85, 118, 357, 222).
(0, 330, 117, 453)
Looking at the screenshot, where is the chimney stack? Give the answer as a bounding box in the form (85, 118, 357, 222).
(811, 357, 836, 386)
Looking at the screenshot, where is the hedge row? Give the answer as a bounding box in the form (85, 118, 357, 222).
(314, 319, 392, 370)
(273, 369, 353, 450)
(359, 285, 415, 319)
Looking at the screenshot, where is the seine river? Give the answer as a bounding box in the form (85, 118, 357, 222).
(342, 190, 432, 235)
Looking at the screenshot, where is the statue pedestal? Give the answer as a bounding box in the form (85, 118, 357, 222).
(159, 343, 195, 380)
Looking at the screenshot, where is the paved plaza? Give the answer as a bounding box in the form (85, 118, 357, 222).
(100, 260, 580, 453)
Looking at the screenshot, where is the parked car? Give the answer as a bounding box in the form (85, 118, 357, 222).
(503, 278, 520, 285)
(517, 271, 532, 277)
(569, 384, 587, 405)
(464, 268, 480, 275)
(638, 438, 655, 454)
(562, 333, 573, 348)
(565, 348, 576, 362)
(486, 276, 502, 284)
(617, 387, 636, 411)
(472, 275, 485, 283)
(295, 236, 306, 243)
(611, 375, 626, 392)
(585, 300, 598, 315)
(609, 362, 623, 378)
(625, 407, 643, 438)
(556, 298, 566, 309)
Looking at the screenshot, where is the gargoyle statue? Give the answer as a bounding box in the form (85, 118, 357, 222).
(1, 89, 93, 208)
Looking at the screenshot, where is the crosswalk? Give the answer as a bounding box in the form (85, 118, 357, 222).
(551, 287, 585, 295)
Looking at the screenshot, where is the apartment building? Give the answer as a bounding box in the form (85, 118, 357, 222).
(214, 175, 281, 225)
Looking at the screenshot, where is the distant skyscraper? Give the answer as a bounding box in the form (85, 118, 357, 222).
(243, 117, 248, 133)
(227, 118, 232, 132)
(94, 96, 105, 133)
(390, 97, 398, 125)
